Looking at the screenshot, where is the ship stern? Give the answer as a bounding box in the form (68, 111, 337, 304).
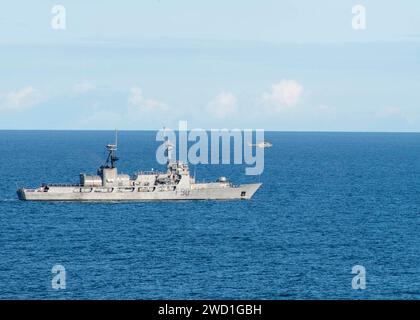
(16, 188, 27, 201)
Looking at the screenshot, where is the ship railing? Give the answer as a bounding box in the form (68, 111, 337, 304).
(45, 184, 82, 187)
(135, 170, 166, 176)
(193, 182, 238, 189)
(195, 180, 237, 187)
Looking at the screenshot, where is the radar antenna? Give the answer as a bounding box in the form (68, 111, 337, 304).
(105, 129, 119, 168)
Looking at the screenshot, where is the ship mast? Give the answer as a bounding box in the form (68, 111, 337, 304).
(105, 129, 119, 168)
(163, 127, 174, 164)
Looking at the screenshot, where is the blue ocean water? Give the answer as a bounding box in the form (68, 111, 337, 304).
(0, 131, 419, 299)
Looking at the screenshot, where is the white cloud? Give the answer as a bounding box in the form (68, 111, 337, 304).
(379, 107, 402, 117)
(261, 80, 303, 110)
(206, 91, 237, 118)
(74, 110, 124, 129)
(317, 104, 336, 114)
(0, 86, 42, 111)
(73, 82, 96, 94)
(128, 86, 167, 112)
(377, 107, 410, 122)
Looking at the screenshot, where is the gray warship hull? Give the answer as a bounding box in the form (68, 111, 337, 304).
(17, 183, 261, 201)
(17, 133, 262, 202)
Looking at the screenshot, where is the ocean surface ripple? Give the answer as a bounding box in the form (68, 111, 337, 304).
(0, 131, 419, 299)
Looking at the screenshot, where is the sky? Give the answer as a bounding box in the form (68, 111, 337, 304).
(0, 0, 419, 131)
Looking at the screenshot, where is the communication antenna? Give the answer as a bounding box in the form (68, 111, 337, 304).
(115, 129, 118, 148)
(105, 129, 119, 168)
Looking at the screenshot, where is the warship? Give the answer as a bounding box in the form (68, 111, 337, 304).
(17, 134, 261, 201)
(248, 141, 272, 148)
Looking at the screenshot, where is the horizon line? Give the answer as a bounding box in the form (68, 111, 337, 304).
(1, 129, 420, 134)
